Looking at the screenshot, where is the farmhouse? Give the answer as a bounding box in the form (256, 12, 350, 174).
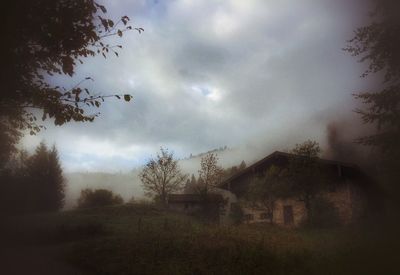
(168, 151, 378, 226)
(219, 151, 376, 226)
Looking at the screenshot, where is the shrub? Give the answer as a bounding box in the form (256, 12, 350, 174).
(306, 197, 340, 228)
(229, 203, 244, 225)
(77, 188, 123, 209)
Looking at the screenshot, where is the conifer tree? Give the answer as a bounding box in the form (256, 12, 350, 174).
(28, 142, 65, 211)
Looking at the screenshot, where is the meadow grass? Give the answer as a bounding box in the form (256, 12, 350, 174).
(3, 204, 398, 275)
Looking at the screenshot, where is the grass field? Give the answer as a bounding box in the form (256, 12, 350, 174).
(2, 203, 399, 275)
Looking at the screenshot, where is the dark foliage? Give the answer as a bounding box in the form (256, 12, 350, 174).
(345, 0, 400, 212)
(0, 143, 65, 214)
(77, 188, 123, 209)
(246, 165, 289, 222)
(229, 202, 244, 225)
(304, 197, 340, 228)
(28, 143, 65, 211)
(0, 0, 140, 169)
(285, 141, 328, 213)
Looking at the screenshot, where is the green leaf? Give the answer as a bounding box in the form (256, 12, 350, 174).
(98, 5, 107, 13)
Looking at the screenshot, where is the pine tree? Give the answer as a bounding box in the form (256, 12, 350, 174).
(48, 145, 65, 210)
(239, 160, 247, 170)
(28, 142, 65, 212)
(190, 174, 197, 186)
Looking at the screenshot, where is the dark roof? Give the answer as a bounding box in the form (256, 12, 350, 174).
(220, 151, 361, 189)
(168, 194, 224, 203)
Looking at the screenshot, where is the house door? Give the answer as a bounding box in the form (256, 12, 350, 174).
(283, 205, 294, 225)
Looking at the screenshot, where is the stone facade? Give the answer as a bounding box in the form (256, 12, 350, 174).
(241, 207, 271, 224)
(272, 198, 307, 226)
(218, 151, 373, 227)
(235, 181, 368, 227)
(169, 152, 373, 226)
(323, 183, 353, 224)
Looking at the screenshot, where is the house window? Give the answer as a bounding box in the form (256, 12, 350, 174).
(244, 214, 254, 221)
(259, 212, 271, 220)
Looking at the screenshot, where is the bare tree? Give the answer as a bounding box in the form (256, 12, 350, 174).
(139, 148, 187, 205)
(197, 153, 224, 195)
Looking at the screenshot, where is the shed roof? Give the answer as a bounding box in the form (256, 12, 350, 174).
(168, 193, 224, 203)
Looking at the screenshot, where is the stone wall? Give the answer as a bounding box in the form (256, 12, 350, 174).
(237, 180, 366, 227)
(242, 207, 272, 224)
(323, 182, 353, 224)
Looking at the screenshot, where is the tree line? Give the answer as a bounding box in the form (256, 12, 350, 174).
(0, 142, 65, 215)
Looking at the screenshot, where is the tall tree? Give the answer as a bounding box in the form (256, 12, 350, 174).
(344, 0, 400, 209)
(197, 153, 224, 195)
(1, 0, 141, 166)
(139, 148, 187, 205)
(344, 0, 400, 154)
(184, 174, 198, 194)
(27, 142, 65, 212)
(47, 145, 66, 210)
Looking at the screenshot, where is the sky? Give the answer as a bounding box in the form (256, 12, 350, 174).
(22, 0, 374, 173)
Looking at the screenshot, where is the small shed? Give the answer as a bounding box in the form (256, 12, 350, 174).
(168, 193, 225, 222)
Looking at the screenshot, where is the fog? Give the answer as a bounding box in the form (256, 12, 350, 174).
(63, 108, 373, 209)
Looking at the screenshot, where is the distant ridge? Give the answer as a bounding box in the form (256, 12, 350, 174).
(182, 146, 231, 160)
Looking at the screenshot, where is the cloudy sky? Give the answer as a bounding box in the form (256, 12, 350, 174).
(22, 0, 373, 172)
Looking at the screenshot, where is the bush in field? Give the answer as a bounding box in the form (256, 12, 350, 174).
(77, 189, 123, 209)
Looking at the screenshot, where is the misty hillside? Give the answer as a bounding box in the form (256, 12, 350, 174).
(64, 145, 267, 209)
(64, 129, 368, 210)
